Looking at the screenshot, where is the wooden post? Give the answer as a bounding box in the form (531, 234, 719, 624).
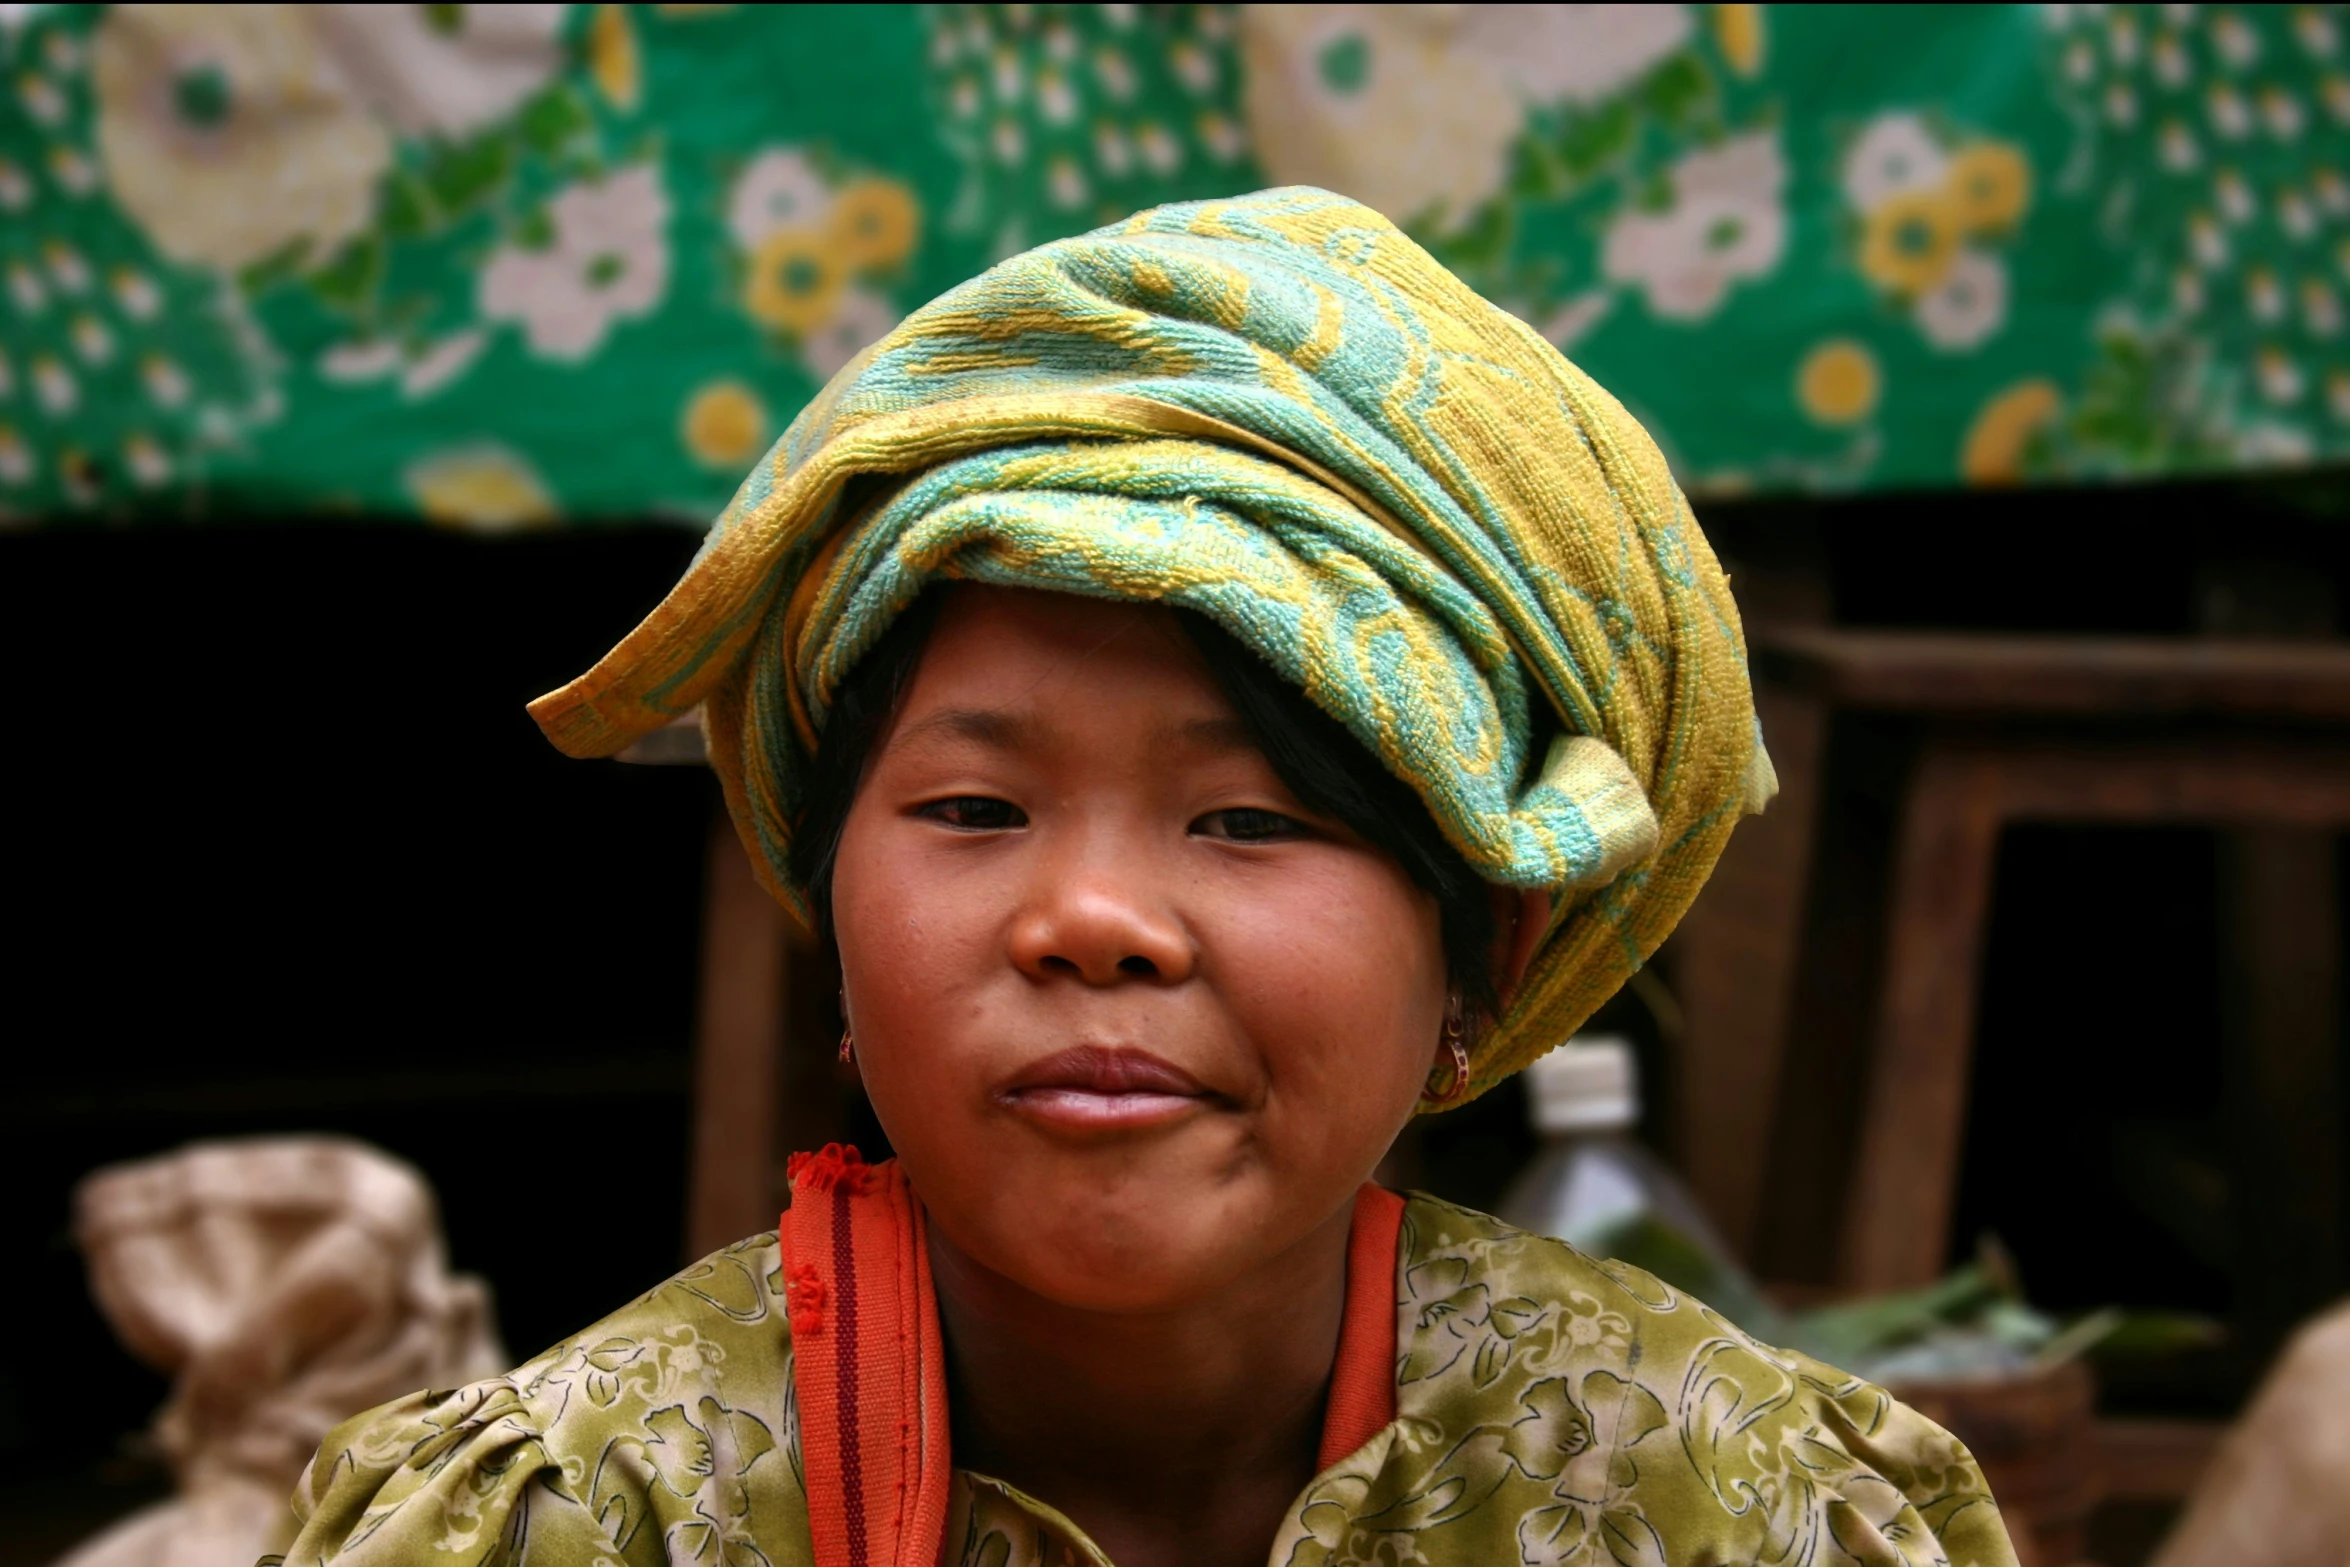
(1668, 544, 1832, 1263)
(1838, 741, 2005, 1292)
(1670, 673, 1828, 1261)
(2221, 826, 2344, 1348)
(685, 803, 789, 1260)
(2199, 565, 2345, 1354)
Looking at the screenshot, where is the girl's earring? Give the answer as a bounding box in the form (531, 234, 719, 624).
(837, 989, 854, 1068)
(1424, 991, 1471, 1106)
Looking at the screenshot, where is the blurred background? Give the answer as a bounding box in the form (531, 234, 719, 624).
(5, 5, 2348, 1564)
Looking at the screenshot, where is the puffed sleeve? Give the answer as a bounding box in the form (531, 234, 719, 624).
(1349, 1197, 2022, 1567)
(1579, 1270, 2024, 1566)
(1729, 1346, 2019, 1565)
(281, 1378, 637, 1565)
(274, 1231, 811, 1567)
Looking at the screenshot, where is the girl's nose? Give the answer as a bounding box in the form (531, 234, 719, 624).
(1006, 843, 1195, 987)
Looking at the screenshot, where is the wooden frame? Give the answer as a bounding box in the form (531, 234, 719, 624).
(1842, 728, 2350, 1291)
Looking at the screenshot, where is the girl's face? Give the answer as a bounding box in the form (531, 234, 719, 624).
(831, 585, 1450, 1313)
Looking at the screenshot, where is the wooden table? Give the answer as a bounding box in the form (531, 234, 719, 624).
(1677, 630, 2350, 1295)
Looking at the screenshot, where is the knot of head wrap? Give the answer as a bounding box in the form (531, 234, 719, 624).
(530, 186, 1771, 1105)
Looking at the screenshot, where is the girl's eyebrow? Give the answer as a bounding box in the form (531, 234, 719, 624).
(887, 708, 1256, 756)
(888, 707, 1035, 752)
(1162, 715, 1256, 754)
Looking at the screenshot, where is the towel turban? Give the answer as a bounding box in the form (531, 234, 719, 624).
(530, 187, 1771, 1104)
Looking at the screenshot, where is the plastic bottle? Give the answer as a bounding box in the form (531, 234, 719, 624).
(1496, 1034, 1776, 1330)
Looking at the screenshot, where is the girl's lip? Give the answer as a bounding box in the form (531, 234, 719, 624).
(1001, 1087, 1209, 1132)
(1002, 1044, 1209, 1096)
(997, 1045, 1218, 1132)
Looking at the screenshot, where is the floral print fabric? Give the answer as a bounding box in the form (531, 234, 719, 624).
(7, 2, 2331, 524)
(275, 1195, 2014, 1566)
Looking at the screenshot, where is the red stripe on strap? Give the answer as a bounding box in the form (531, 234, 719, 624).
(830, 1181, 867, 1566)
(1319, 1184, 1405, 1470)
(783, 1147, 951, 1567)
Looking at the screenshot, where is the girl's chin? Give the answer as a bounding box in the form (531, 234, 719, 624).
(946, 1177, 1279, 1309)
(994, 1248, 1257, 1315)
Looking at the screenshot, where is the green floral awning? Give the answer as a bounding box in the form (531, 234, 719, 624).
(2, 3, 2345, 527)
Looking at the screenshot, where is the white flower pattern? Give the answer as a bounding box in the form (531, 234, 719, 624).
(1241, 5, 1693, 230)
(309, 4, 566, 140)
(728, 148, 834, 252)
(480, 164, 673, 362)
(89, 4, 392, 271)
(1602, 132, 1788, 322)
(802, 286, 900, 381)
(1915, 248, 2010, 350)
(1842, 113, 1949, 212)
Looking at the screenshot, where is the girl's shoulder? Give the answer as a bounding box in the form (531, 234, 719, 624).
(1337, 1192, 2020, 1565)
(275, 1230, 812, 1567)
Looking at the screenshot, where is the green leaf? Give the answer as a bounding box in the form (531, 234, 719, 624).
(1555, 100, 1635, 182)
(424, 133, 515, 220)
(1786, 1263, 2003, 1364)
(308, 233, 385, 313)
(1642, 51, 1712, 127)
(2087, 1310, 2226, 1361)
(236, 236, 313, 296)
(2027, 1305, 2115, 1366)
(1583, 1211, 1774, 1328)
(511, 205, 557, 252)
(380, 167, 437, 239)
(519, 84, 593, 157)
(1508, 136, 1563, 203)
(1438, 199, 1512, 269)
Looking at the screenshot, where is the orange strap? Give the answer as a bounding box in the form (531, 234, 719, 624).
(785, 1157, 1403, 1561)
(1319, 1183, 1405, 1469)
(780, 1146, 951, 1567)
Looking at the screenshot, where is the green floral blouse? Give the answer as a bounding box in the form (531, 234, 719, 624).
(274, 1193, 2015, 1566)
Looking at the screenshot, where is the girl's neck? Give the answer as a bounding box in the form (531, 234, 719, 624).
(928, 1198, 1356, 1567)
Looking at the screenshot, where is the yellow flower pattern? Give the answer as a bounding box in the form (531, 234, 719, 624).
(1858, 186, 1965, 297)
(1961, 380, 2062, 484)
(1841, 107, 2035, 378)
(682, 379, 769, 468)
(1797, 339, 1881, 426)
(743, 225, 847, 334)
(1946, 141, 2032, 232)
(588, 3, 641, 114)
(1712, 5, 1765, 79)
(405, 445, 557, 531)
(828, 177, 921, 270)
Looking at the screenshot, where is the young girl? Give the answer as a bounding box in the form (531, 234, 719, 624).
(281, 189, 2016, 1566)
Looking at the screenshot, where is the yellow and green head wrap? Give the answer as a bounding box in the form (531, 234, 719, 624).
(531, 186, 1771, 1105)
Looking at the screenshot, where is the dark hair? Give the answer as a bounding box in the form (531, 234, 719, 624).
(787, 590, 1500, 1015)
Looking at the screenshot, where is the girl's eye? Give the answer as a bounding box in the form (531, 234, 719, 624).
(920, 796, 1027, 830)
(1193, 807, 1306, 843)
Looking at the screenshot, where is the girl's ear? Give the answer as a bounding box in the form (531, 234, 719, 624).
(1487, 886, 1553, 1014)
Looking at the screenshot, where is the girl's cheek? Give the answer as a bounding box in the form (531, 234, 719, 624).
(1203, 863, 1444, 1088)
